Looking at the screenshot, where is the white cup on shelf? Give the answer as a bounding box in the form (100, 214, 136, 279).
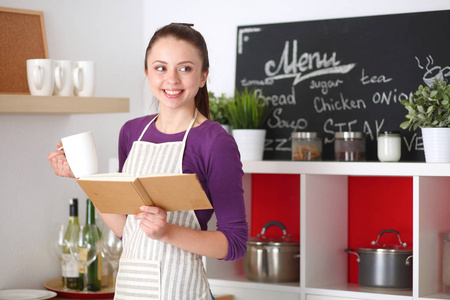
(73, 61, 95, 97)
(53, 60, 74, 96)
(27, 59, 55, 96)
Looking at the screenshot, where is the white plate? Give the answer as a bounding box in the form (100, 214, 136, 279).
(0, 289, 57, 300)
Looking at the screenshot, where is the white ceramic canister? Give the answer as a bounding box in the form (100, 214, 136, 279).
(377, 131, 401, 162)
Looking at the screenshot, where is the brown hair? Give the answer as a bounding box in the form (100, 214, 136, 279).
(145, 23, 210, 117)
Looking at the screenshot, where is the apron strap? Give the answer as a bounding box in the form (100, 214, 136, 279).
(182, 109, 198, 143)
(137, 114, 158, 142)
(177, 109, 198, 173)
(137, 109, 198, 142)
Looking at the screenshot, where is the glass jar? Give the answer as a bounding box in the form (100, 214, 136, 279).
(334, 131, 365, 161)
(443, 233, 450, 295)
(291, 132, 322, 161)
(377, 131, 401, 162)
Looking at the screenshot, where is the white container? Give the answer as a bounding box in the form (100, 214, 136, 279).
(53, 60, 74, 96)
(61, 131, 98, 178)
(421, 127, 450, 163)
(377, 131, 401, 162)
(27, 59, 55, 96)
(73, 61, 95, 97)
(232, 129, 266, 161)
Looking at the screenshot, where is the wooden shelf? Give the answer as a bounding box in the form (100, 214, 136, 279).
(0, 94, 129, 114)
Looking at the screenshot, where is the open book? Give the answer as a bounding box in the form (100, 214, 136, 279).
(76, 173, 212, 214)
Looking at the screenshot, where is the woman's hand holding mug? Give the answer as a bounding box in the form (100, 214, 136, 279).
(47, 141, 75, 178)
(47, 131, 98, 178)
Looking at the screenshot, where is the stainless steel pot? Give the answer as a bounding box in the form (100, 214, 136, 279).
(345, 229, 413, 290)
(243, 221, 300, 283)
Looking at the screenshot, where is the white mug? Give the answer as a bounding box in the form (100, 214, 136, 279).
(27, 59, 54, 96)
(73, 61, 95, 97)
(61, 131, 98, 178)
(53, 60, 74, 96)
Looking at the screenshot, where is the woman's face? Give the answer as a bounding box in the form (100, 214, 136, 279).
(145, 36, 208, 111)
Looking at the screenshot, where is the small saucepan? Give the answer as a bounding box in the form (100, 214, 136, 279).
(345, 229, 413, 290)
(243, 221, 300, 283)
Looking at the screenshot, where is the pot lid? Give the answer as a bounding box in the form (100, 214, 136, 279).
(358, 247, 412, 254)
(248, 221, 300, 246)
(359, 229, 412, 252)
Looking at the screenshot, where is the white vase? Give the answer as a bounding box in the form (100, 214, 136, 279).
(421, 127, 450, 163)
(232, 129, 266, 161)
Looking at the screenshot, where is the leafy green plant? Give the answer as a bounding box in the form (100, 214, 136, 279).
(225, 87, 272, 129)
(400, 78, 450, 131)
(209, 92, 232, 124)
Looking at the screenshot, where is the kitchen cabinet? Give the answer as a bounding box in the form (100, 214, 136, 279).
(206, 161, 450, 300)
(0, 94, 129, 114)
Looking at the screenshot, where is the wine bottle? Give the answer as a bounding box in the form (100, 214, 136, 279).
(83, 198, 102, 291)
(63, 198, 82, 290)
(96, 213, 110, 288)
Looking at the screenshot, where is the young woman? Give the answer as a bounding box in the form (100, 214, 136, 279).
(47, 23, 248, 299)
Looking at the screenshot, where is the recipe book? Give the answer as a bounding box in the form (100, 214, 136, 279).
(76, 173, 212, 214)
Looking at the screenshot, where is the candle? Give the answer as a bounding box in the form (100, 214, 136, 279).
(377, 131, 401, 162)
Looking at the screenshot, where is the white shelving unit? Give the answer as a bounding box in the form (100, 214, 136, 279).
(207, 161, 450, 300)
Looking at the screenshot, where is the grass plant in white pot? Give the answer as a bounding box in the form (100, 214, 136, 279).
(400, 78, 450, 162)
(225, 88, 272, 161)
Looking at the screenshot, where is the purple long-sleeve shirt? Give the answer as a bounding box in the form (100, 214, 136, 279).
(118, 114, 248, 261)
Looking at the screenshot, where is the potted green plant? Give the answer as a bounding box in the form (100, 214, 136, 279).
(208, 92, 232, 133)
(400, 78, 450, 162)
(225, 87, 272, 161)
(225, 88, 272, 130)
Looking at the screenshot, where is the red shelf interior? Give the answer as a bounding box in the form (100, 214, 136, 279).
(251, 174, 300, 239)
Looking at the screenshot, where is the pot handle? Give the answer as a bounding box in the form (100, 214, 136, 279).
(257, 221, 291, 239)
(371, 229, 408, 248)
(405, 255, 413, 266)
(344, 248, 360, 263)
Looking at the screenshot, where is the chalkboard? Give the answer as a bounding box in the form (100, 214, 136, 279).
(235, 10, 450, 161)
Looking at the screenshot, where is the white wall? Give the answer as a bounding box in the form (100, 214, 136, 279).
(0, 0, 144, 288)
(0, 0, 449, 291)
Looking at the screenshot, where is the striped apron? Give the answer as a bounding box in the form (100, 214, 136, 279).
(114, 110, 212, 300)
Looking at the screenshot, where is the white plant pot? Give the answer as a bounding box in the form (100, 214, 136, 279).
(232, 129, 266, 161)
(421, 127, 450, 163)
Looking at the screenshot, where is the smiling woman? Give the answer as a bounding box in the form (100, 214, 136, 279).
(47, 23, 248, 300)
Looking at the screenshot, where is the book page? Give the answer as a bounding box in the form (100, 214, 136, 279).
(79, 172, 135, 181)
